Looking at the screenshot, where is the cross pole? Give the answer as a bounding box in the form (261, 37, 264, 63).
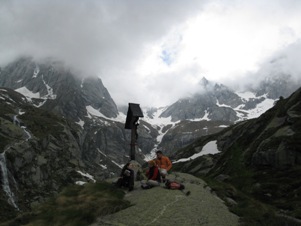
(124, 103, 144, 160)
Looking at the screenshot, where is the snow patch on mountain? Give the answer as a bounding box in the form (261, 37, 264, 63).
(80, 78, 85, 88)
(76, 170, 96, 183)
(32, 65, 40, 78)
(238, 97, 275, 120)
(111, 160, 123, 168)
(236, 91, 256, 101)
(235, 92, 276, 121)
(143, 107, 176, 127)
(173, 140, 219, 163)
(15, 87, 40, 99)
(41, 75, 56, 99)
(216, 100, 232, 108)
(97, 148, 107, 157)
(190, 110, 210, 121)
(15, 75, 56, 107)
(76, 119, 85, 129)
(86, 105, 106, 118)
(144, 146, 159, 161)
(86, 105, 126, 123)
(142, 107, 179, 142)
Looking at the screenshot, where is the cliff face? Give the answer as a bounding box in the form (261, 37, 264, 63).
(0, 57, 157, 158)
(0, 57, 118, 120)
(172, 87, 301, 221)
(0, 88, 86, 220)
(0, 89, 146, 221)
(160, 79, 242, 122)
(215, 87, 301, 170)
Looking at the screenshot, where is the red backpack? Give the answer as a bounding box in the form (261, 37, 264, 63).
(165, 180, 185, 190)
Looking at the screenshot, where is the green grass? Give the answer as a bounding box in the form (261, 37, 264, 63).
(2, 182, 131, 226)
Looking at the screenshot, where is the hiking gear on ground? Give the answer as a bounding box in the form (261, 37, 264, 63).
(165, 180, 185, 190)
(165, 180, 191, 196)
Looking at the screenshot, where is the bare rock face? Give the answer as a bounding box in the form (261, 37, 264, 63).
(172, 87, 301, 222)
(250, 88, 301, 168)
(0, 57, 118, 120)
(0, 57, 158, 160)
(0, 88, 121, 221)
(159, 78, 243, 122)
(159, 120, 232, 156)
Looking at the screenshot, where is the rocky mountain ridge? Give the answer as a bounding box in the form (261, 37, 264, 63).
(0, 57, 118, 120)
(159, 76, 298, 122)
(0, 57, 156, 164)
(172, 86, 301, 224)
(140, 75, 300, 155)
(1, 57, 300, 161)
(0, 57, 300, 223)
(0, 87, 87, 219)
(1, 57, 300, 162)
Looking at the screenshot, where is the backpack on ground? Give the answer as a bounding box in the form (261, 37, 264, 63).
(165, 180, 185, 190)
(165, 180, 191, 196)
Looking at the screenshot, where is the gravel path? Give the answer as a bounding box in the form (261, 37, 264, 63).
(92, 172, 240, 226)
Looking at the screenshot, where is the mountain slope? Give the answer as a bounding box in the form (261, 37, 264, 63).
(160, 78, 242, 122)
(172, 86, 301, 224)
(0, 88, 92, 221)
(159, 76, 299, 123)
(0, 57, 158, 159)
(1, 57, 301, 224)
(0, 57, 118, 121)
(142, 76, 300, 156)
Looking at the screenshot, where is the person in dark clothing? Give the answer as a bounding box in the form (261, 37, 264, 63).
(116, 162, 134, 191)
(141, 160, 161, 189)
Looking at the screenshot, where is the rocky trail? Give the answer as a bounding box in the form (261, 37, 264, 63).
(91, 172, 240, 226)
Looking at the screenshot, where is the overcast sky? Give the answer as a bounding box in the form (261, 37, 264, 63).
(1, 0, 301, 107)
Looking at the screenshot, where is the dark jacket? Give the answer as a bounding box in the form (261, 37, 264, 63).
(117, 164, 134, 191)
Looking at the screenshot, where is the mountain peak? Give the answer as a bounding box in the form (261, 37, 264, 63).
(200, 77, 210, 87)
(0, 57, 118, 120)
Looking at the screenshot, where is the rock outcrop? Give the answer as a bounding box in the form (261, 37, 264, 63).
(93, 172, 239, 226)
(0, 57, 118, 120)
(0, 88, 121, 221)
(160, 78, 241, 122)
(172, 86, 301, 222)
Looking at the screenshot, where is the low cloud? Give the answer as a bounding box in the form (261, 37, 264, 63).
(223, 39, 301, 92)
(1, 0, 301, 107)
(0, 0, 205, 72)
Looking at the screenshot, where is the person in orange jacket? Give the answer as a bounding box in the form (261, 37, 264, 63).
(155, 150, 172, 182)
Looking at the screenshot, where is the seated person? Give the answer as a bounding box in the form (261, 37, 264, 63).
(116, 162, 134, 191)
(141, 160, 161, 189)
(155, 150, 172, 182)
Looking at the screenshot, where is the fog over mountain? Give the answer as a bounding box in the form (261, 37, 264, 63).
(228, 40, 301, 92)
(1, 0, 301, 107)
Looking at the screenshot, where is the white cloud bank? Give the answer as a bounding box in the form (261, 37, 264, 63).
(1, 0, 301, 107)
